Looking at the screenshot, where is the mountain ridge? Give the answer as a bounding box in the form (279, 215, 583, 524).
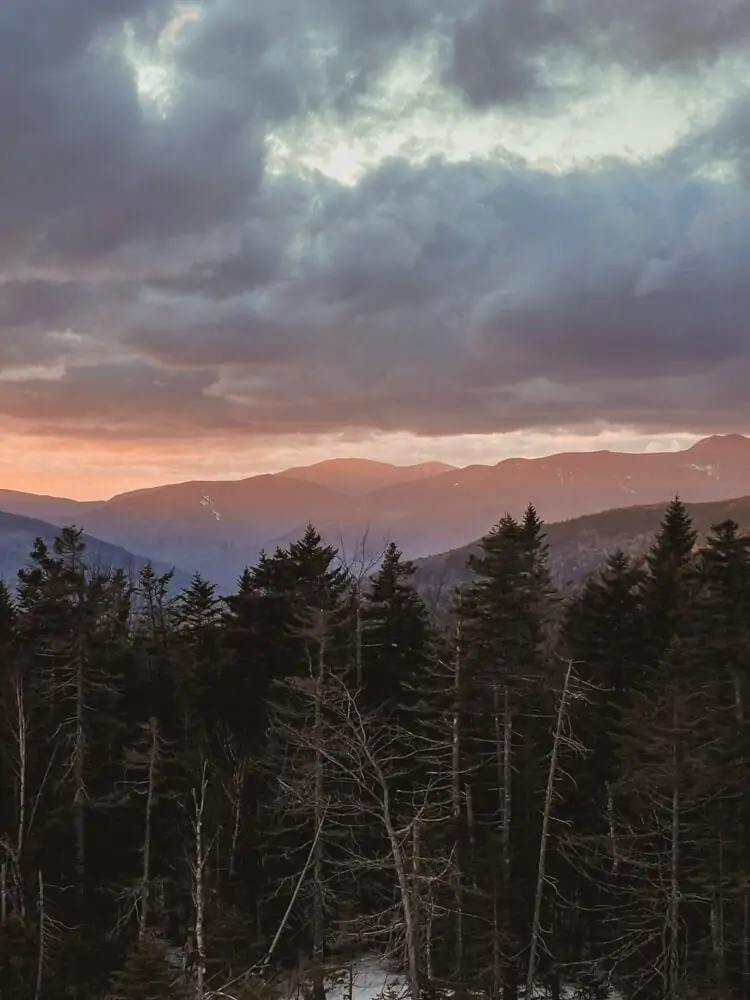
(0, 509, 192, 591)
(5, 434, 750, 592)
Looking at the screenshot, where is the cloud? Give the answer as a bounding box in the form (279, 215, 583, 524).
(3, 0, 750, 454)
(444, 0, 750, 110)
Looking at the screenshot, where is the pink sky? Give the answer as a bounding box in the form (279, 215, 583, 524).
(0, 423, 701, 500)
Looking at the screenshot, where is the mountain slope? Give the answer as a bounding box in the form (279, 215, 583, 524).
(0, 489, 104, 523)
(414, 494, 750, 600)
(360, 434, 750, 556)
(0, 510, 191, 590)
(7, 434, 750, 593)
(80, 474, 356, 590)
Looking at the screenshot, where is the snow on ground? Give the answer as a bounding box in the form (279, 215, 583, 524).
(274, 955, 621, 1000)
(329, 957, 407, 1000)
(275, 956, 407, 1000)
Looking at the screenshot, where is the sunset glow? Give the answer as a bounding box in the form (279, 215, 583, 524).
(2, 0, 750, 499)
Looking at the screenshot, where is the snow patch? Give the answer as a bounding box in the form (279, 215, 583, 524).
(686, 463, 717, 478)
(328, 959, 405, 1000)
(275, 958, 405, 1000)
(199, 494, 222, 521)
(272, 956, 622, 1000)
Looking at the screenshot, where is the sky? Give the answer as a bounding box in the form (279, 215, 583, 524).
(2, 0, 750, 499)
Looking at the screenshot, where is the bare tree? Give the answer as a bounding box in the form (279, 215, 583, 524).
(264, 606, 349, 1000)
(0, 659, 57, 924)
(218, 732, 251, 883)
(525, 658, 586, 995)
(322, 677, 456, 1000)
(336, 527, 387, 687)
(118, 716, 166, 940)
(188, 758, 213, 998)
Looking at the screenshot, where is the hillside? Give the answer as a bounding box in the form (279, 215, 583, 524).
(0, 489, 104, 523)
(6, 434, 750, 592)
(360, 434, 750, 556)
(0, 510, 191, 591)
(413, 494, 750, 602)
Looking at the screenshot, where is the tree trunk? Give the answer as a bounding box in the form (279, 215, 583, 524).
(74, 647, 86, 893)
(712, 835, 727, 998)
(743, 894, 749, 1000)
(311, 628, 327, 1000)
(493, 682, 515, 1000)
(605, 781, 619, 874)
(34, 871, 45, 1000)
(526, 659, 575, 995)
(667, 694, 680, 998)
(7, 669, 29, 920)
(451, 628, 465, 992)
(191, 760, 209, 997)
(354, 588, 363, 689)
(139, 717, 159, 939)
(380, 781, 421, 1000)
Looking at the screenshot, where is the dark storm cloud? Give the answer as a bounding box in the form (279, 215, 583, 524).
(445, 0, 750, 109)
(0, 358, 228, 431)
(77, 153, 750, 438)
(0, 0, 271, 270)
(4, 0, 750, 443)
(446, 0, 578, 109)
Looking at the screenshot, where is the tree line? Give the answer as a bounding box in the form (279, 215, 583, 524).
(1, 498, 749, 1000)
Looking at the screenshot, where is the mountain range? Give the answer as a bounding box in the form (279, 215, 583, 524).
(3, 434, 750, 593)
(0, 509, 193, 592)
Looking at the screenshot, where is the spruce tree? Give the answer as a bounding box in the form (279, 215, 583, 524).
(458, 509, 553, 1000)
(360, 541, 432, 717)
(108, 934, 189, 1000)
(641, 496, 697, 663)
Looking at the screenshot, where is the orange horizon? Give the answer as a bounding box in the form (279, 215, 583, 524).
(0, 428, 708, 502)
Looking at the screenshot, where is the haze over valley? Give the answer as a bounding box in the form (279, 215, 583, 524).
(4, 433, 750, 592)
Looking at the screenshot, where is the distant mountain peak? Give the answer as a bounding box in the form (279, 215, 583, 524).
(274, 457, 457, 496)
(278, 457, 455, 473)
(686, 433, 750, 458)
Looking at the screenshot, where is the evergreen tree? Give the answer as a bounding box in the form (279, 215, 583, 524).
(360, 541, 432, 716)
(5, 499, 750, 999)
(108, 934, 189, 1000)
(641, 496, 697, 663)
(458, 508, 553, 1000)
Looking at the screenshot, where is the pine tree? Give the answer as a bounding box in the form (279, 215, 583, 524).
(696, 519, 750, 722)
(458, 509, 553, 1000)
(360, 542, 432, 717)
(15, 529, 126, 898)
(108, 934, 189, 1000)
(641, 496, 697, 663)
(558, 551, 647, 973)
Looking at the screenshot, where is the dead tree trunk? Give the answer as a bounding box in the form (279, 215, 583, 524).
(138, 717, 159, 939)
(382, 783, 422, 1000)
(74, 646, 87, 894)
(34, 871, 45, 1000)
(492, 681, 515, 1000)
(526, 659, 575, 995)
(190, 760, 210, 997)
(451, 628, 465, 992)
(667, 695, 681, 998)
(311, 623, 327, 1000)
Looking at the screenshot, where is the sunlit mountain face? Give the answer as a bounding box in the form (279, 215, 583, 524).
(2, 0, 750, 500)
(4, 434, 750, 594)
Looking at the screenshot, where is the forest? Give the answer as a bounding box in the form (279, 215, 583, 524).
(1, 497, 749, 1000)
